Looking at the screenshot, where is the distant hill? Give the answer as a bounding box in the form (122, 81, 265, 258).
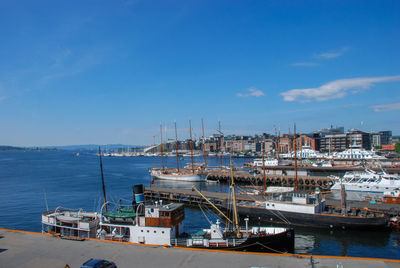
(0, 145, 23, 150)
(47, 144, 144, 151)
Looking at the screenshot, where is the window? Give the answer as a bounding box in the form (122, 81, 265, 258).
(154, 231, 156, 233)
(162, 231, 165, 234)
(141, 230, 143, 233)
(147, 230, 149, 233)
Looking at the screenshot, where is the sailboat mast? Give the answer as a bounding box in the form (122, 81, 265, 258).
(189, 120, 194, 174)
(202, 118, 207, 170)
(219, 121, 222, 169)
(99, 147, 108, 213)
(175, 121, 179, 172)
(277, 128, 280, 168)
(160, 124, 164, 170)
(262, 142, 266, 192)
(294, 123, 298, 191)
(229, 155, 240, 238)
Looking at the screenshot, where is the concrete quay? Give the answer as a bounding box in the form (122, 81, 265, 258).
(1, 229, 399, 268)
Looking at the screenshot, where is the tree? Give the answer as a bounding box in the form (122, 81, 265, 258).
(395, 143, 400, 154)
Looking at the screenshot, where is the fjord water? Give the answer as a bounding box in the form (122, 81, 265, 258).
(1, 150, 399, 259)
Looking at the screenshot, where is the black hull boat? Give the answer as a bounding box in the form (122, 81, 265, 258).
(174, 223, 294, 253)
(236, 205, 388, 230)
(232, 190, 389, 230)
(187, 228, 295, 253)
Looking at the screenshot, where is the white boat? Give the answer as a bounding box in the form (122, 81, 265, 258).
(252, 158, 290, 167)
(333, 148, 385, 160)
(331, 168, 400, 193)
(150, 168, 206, 182)
(280, 146, 327, 159)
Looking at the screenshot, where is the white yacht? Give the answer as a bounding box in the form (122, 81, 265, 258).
(333, 149, 385, 160)
(280, 146, 327, 159)
(331, 168, 400, 193)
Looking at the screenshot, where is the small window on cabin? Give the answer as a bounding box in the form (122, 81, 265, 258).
(141, 230, 143, 232)
(151, 208, 154, 213)
(162, 231, 165, 234)
(154, 231, 156, 233)
(147, 230, 149, 233)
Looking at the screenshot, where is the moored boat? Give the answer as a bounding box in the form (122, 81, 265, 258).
(233, 190, 389, 230)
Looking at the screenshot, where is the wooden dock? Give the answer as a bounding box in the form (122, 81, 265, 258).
(207, 171, 334, 189)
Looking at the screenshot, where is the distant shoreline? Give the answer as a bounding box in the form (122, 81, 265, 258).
(0, 146, 57, 151)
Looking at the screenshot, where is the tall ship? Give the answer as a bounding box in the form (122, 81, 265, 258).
(149, 122, 206, 182)
(330, 168, 400, 193)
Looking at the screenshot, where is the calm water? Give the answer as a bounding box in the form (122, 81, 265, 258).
(0, 150, 399, 259)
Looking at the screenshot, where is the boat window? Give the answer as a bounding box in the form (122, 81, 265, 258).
(147, 230, 149, 233)
(154, 231, 156, 233)
(141, 230, 143, 232)
(162, 231, 165, 234)
(151, 208, 154, 213)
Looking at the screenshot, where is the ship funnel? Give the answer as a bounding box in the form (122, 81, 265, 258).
(133, 184, 145, 204)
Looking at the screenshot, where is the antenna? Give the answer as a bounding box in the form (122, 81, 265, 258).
(202, 118, 207, 169)
(43, 188, 49, 212)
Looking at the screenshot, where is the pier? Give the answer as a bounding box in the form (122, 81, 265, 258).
(1, 229, 399, 267)
(207, 171, 334, 189)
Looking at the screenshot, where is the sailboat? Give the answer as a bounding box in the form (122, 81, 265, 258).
(149, 122, 206, 182)
(184, 155, 295, 252)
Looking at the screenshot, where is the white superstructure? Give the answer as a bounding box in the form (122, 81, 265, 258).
(280, 146, 327, 159)
(333, 149, 385, 160)
(331, 168, 400, 193)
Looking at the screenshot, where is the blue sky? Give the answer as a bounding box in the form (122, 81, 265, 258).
(0, 0, 399, 146)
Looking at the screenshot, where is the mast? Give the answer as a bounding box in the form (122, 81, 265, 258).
(262, 141, 266, 192)
(191, 186, 232, 224)
(202, 118, 207, 170)
(277, 128, 280, 167)
(350, 132, 354, 165)
(294, 123, 298, 191)
(175, 121, 179, 172)
(230, 155, 241, 238)
(219, 121, 223, 169)
(160, 123, 164, 170)
(189, 120, 194, 174)
(99, 147, 108, 213)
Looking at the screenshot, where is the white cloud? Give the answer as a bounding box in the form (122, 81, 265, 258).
(281, 75, 400, 103)
(370, 102, 400, 112)
(237, 87, 265, 98)
(314, 47, 349, 59)
(290, 62, 320, 67)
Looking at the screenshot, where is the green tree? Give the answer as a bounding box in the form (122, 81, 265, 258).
(395, 143, 400, 154)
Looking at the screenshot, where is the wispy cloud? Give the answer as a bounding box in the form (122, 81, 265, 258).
(237, 87, 265, 98)
(281, 75, 400, 103)
(314, 47, 349, 59)
(290, 62, 320, 67)
(370, 102, 400, 112)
